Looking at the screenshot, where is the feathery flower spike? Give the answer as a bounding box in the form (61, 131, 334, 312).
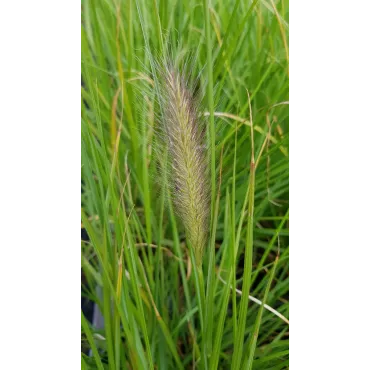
(157, 62, 210, 267)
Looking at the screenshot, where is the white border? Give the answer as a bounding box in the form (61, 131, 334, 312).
(0, 1, 80, 368)
(290, 0, 370, 368)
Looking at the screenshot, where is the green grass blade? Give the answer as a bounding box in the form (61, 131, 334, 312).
(242, 255, 279, 369)
(81, 311, 105, 370)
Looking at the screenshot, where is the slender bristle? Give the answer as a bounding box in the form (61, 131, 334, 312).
(156, 62, 210, 266)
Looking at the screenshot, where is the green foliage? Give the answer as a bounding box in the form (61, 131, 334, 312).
(81, 0, 289, 368)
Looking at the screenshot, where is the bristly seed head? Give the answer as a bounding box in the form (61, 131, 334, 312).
(156, 61, 210, 267)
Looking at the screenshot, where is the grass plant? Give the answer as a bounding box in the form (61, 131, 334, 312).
(81, 0, 289, 368)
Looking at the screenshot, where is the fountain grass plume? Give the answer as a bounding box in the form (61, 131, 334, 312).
(155, 59, 210, 267)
